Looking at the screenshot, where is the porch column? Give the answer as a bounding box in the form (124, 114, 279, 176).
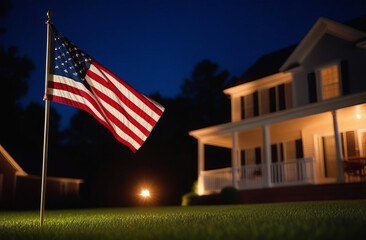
(198, 139, 205, 194)
(231, 131, 239, 188)
(331, 110, 345, 183)
(263, 125, 271, 187)
(198, 139, 205, 173)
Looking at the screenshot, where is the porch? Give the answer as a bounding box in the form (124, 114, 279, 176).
(199, 158, 314, 195)
(190, 92, 366, 195)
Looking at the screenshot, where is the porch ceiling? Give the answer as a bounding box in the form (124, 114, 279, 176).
(199, 134, 232, 148)
(189, 91, 366, 140)
(189, 92, 366, 149)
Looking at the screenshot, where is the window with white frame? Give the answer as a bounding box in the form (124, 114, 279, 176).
(239, 82, 292, 120)
(308, 61, 348, 103)
(342, 129, 366, 158)
(320, 64, 341, 100)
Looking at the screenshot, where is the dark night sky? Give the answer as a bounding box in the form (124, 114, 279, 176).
(2, 0, 365, 128)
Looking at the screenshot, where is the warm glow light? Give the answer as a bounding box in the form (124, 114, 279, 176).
(357, 114, 361, 119)
(140, 189, 150, 198)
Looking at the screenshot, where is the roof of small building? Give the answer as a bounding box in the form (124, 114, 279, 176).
(0, 144, 83, 183)
(0, 145, 27, 176)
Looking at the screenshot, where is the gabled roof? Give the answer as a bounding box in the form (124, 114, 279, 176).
(0, 145, 27, 176)
(280, 17, 366, 72)
(344, 15, 366, 32)
(228, 15, 366, 89)
(229, 45, 297, 87)
(0, 145, 83, 183)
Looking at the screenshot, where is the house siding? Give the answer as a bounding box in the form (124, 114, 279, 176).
(0, 155, 17, 208)
(231, 96, 241, 122)
(293, 33, 366, 107)
(229, 75, 293, 123)
(192, 18, 366, 196)
(15, 176, 82, 209)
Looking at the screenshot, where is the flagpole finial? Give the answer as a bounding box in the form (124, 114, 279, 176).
(46, 9, 52, 24)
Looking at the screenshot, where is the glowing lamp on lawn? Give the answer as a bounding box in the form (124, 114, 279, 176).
(140, 189, 150, 198)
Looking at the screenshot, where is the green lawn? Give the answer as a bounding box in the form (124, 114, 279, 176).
(0, 200, 365, 240)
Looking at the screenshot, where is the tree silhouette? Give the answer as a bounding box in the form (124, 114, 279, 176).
(0, 2, 65, 178)
(17, 102, 64, 175)
(0, 1, 237, 207)
(179, 59, 231, 129)
(0, 1, 34, 155)
(0, 0, 11, 34)
(58, 59, 235, 206)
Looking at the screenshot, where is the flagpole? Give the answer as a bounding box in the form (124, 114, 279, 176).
(40, 9, 52, 226)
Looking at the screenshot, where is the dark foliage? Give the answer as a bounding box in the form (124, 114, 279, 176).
(60, 59, 233, 206)
(0, 46, 34, 153)
(220, 186, 239, 204)
(1, 3, 234, 206)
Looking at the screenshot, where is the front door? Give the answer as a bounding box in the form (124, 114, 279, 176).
(322, 135, 338, 178)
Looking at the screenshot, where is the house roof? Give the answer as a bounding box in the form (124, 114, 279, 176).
(0, 144, 83, 183)
(230, 45, 297, 87)
(344, 14, 366, 32)
(280, 17, 366, 72)
(18, 174, 84, 184)
(0, 145, 27, 176)
(229, 15, 366, 88)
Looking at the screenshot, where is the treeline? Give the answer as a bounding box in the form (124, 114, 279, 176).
(1, 0, 239, 206)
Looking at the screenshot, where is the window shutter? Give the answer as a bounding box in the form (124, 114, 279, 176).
(271, 144, 278, 163)
(253, 91, 259, 116)
(240, 150, 246, 166)
(255, 147, 261, 164)
(269, 87, 276, 112)
(295, 139, 304, 159)
(240, 96, 245, 119)
(280, 143, 284, 162)
(307, 72, 317, 103)
(278, 84, 286, 110)
(341, 60, 349, 95)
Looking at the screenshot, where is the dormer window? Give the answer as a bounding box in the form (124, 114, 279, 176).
(320, 64, 341, 100)
(308, 61, 348, 103)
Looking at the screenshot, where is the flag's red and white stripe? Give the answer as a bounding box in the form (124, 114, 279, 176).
(46, 60, 164, 152)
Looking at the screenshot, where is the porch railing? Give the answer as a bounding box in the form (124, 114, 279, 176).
(199, 158, 314, 195)
(270, 158, 314, 185)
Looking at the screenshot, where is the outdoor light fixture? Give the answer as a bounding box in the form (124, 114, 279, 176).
(140, 189, 150, 198)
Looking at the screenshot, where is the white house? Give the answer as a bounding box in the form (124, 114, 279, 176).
(189, 17, 366, 196)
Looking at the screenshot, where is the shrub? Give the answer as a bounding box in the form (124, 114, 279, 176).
(181, 192, 199, 206)
(191, 181, 199, 195)
(220, 186, 239, 204)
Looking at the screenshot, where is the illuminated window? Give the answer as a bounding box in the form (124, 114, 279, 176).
(321, 65, 340, 100)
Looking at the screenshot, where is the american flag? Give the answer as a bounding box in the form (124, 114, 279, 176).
(45, 25, 165, 152)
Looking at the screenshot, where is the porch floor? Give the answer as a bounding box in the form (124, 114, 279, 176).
(239, 182, 366, 204)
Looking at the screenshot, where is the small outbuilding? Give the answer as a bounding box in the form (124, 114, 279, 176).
(0, 145, 83, 209)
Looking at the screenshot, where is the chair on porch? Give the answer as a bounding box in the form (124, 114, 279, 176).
(343, 156, 366, 182)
